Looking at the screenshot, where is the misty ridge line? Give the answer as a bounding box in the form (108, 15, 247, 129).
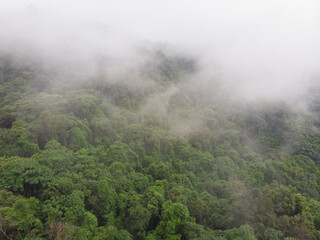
(0, 0, 319, 144)
(0, 40, 318, 108)
(1, 42, 319, 154)
(1, 37, 319, 133)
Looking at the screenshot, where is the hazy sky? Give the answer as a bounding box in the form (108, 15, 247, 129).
(0, 0, 319, 98)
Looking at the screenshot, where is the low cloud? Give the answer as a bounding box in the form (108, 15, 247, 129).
(0, 0, 319, 99)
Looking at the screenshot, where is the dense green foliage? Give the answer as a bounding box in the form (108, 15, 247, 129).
(1, 52, 320, 240)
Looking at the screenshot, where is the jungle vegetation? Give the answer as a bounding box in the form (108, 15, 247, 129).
(1, 51, 320, 240)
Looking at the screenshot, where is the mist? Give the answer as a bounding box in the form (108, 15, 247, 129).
(2, 2, 320, 239)
(0, 0, 319, 99)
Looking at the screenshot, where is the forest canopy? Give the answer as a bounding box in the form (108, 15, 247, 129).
(0, 50, 320, 240)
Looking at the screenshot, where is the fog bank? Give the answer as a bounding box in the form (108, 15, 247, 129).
(0, 0, 319, 99)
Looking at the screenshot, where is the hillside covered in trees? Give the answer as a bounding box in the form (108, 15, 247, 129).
(1, 50, 320, 240)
